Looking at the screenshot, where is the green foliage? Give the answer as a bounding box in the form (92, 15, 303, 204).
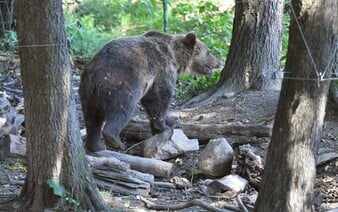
(281, 13, 290, 67)
(65, 12, 111, 57)
(175, 70, 221, 101)
(189, 167, 201, 177)
(46, 179, 81, 208)
(0, 30, 18, 52)
(64, 0, 233, 59)
(189, 167, 202, 182)
(79, 0, 160, 35)
(170, 1, 234, 58)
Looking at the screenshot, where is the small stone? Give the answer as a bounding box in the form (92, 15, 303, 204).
(170, 176, 192, 189)
(222, 91, 235, 98)
(202, 174, 248, 194)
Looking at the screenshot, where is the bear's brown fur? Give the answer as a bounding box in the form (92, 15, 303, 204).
(79, 31, 220, 152)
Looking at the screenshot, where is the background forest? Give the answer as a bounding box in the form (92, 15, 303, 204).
(1, 0, 289, 100)
(63, 0, 235, 100)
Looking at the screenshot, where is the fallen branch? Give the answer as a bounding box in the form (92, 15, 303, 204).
(236, 195, 248, 212)
(92, 150, 175, 178)
(153, 182, 176, 189)
(137, 195, 241, 212)
(2, 138, 175, 178)
(121, 120, 271, 142)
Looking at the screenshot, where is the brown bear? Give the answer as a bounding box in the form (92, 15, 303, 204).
(79, 31, 220, 152)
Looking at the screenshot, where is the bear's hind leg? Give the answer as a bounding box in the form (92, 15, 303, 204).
(102, 122, 125, 151)
(102, 105, 136, 150)
(83, 109, 106, 152)
(141, 82, 174, 134)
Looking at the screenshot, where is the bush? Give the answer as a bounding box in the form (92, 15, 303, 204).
(0, 30, 18, 52)
(65, 12, 111, 57)
(175, 70, 221, 101)
(80, 0, 161, 35)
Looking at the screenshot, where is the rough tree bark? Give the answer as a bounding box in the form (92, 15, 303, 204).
(186, 0, 284, 106)
(254, 0, 338, 211)
(14, 0, 109, 211)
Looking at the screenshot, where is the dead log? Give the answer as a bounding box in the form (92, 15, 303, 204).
(92, 150, 175, 178)
(121, 120, 272, 142)
(87, 156, 154, 196)
(1, 136, 174, 179)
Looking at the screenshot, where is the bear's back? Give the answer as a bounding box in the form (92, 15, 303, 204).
(83, 33, 177, 84)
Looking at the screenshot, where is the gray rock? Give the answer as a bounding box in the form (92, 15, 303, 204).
(198, 137, 234, 178)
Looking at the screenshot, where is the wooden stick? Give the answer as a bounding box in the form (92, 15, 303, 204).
(137, 195, 241, 212)
(92, 150, 175, 178)
(153, 182, 176, 189)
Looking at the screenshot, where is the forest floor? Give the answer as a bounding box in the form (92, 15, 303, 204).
(0, 54, 338, 211)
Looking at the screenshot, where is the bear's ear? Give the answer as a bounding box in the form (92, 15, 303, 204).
(183, 32, 196, 48)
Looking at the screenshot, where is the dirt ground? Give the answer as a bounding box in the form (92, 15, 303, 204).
(0, 55, 338, 211)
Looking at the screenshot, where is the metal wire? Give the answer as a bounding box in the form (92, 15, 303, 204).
(289, 2, 320, 77)
(17, 43, 66, 48)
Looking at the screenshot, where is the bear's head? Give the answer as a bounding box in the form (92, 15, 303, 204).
(174, 32, 221, 75)
(190, 39, 221, 75)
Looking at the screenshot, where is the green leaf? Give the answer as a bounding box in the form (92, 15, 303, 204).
(46, 180, 68, 197)
(140, 0, 156, 12)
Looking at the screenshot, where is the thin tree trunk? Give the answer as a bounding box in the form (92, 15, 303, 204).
(254, 0, 338, 211)
(15, 0, 108, 211)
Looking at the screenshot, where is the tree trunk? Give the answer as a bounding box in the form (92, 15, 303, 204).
(185, 0, 284, 106)
(254, 0, 338, 211)
(15, 1, 109, 211)
(219, 0, 284, 91)
(0, 0, 14, 36)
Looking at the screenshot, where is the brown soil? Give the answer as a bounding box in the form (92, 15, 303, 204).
(0, 55, 337, 210)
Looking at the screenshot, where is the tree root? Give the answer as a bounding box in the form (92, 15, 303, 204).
(137, 195, 243, 212)
(183, 87, 218, 107)
(183, 85, 235, 107)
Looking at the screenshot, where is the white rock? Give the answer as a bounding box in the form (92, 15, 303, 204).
(143, 129, 199, 160)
